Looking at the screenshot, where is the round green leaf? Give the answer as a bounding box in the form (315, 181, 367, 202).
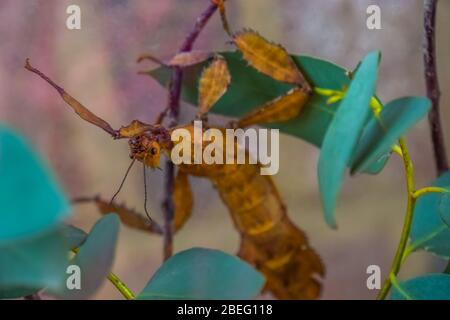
(61, 224, 87, 250)
(439, 193, 450, 228)
(410, 171, 450, 257)
(0, 286, 40, 299)
(138, 248, 264, 300)
(318, 51, 380, 228)
(0, 125, 70, 243)
(0, 226, 71, 295)
(53, 214, 120, 299)
(351, 97, 430, 174)
(390, 273, 450, 300)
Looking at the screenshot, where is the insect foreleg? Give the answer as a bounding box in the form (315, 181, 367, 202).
(25, 59, 119, 138)
(72, 196, 163, 235)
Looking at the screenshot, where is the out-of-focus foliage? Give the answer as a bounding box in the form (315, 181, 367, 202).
(0, 125, 70, 242)
(390, 274, 450, 300)
(54, 214, 120, 299)
(138, 248, 264, 300)
(410, 171, 450, 258)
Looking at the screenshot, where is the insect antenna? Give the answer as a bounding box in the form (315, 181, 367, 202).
(143, 163, 153, 222)
(110, 158, 136, 205)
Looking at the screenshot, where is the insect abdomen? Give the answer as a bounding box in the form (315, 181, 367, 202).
(180, 160, 324, 299)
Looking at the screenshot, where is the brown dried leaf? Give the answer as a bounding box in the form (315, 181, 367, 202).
(236, 88, 309, 128)
(169, 51, 213, 67)
(233, 30, 310, 89)
(118, 120, 154, 138)
(172, 170, 193, 231)
(198, 55, 231, 116)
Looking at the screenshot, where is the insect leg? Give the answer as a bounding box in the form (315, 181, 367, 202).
(212, 0, 232, 36)
(230, 87, 310, 128)
(72, 196, 163, 235)
(25, 59, 119, 138)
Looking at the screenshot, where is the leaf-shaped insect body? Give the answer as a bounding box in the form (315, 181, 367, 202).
(176, 123, 325, 299)
(169, 50, 213, 68)
(233, 29, 311, 91)
(237, 88, 309, 128)
(172, 170, 193, 231)
(197, 55, 231, 117)
(118, 120, 155, 138)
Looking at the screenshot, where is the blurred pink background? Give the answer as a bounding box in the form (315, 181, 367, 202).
(1, 0, 449, 299)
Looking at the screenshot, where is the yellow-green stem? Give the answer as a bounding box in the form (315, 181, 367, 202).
(377, 138, 416, 300)
(412, 186, 448, 199)
(107, 273, 135, 300)
(71, 248, 135, 300)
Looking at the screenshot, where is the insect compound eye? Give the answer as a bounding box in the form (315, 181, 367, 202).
(150, 147, 158, 155)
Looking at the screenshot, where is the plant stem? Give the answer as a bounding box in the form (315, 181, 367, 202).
(423, 0, 448, 176)
(71, 248, 135, 300)
(107, 272, 135, 300)
(412, 186, 449, 199)
(377, 138, 416, 300)
(161, 1, 219, 261)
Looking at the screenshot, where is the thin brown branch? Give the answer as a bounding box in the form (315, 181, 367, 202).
(161, 1, 219, 261)
(424, 0, 448, 176)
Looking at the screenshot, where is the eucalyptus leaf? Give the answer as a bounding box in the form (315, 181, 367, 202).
(138, 248, 264, 300)
(61, 224, 87, 250)
(0, 124, 70, 244)
(54, 214, 120, 299)
(0, 286, 40, 299)
(0, 227, 71, 295)
(410, 171, 450, 257)
(318, 51, 379, 227)
(390, 273, 450, 300)
(351, 97, 430, 174)
(439, 193, 450, 228)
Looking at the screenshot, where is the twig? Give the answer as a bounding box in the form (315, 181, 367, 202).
(161, 2, 219, 261)
(423, 0, 448, 176)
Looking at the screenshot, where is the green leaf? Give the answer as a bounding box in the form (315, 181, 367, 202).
(148, 51, 349, 147)
(0, 227, 71, 295)
(61, 225, 87, 250)
(0, 286, 40, 299)
(351, 97, 430, 174)
(138, 248, 264, 300)
(410, 171, 450, 257)
(439, 193, 450, 227)
(318, 51, 380, 228)
(0, 124, 70, 243)
(390, 273, 450, 300)
(53, 214, 120, 299)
